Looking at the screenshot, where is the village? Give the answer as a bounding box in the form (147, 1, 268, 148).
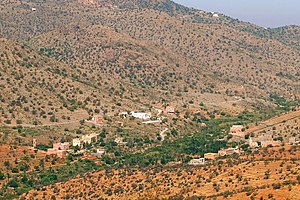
(40, 106, 176, 159)
(188, 116, 299, 166)
(35, 106, 300, 168)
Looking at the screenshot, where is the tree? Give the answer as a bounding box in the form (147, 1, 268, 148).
(7, 179, 19, 188)
(4, 161, 10, 169)
(0, 172, 5, 180)
(297, 175, 300, 183)
(40, 159, 45, 171)
(19, 162, 30, 172)
(11, 168, 19, 173)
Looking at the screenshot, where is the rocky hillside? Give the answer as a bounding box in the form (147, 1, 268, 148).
(0, 0, 299, 126)
(0, 38, 168, 125)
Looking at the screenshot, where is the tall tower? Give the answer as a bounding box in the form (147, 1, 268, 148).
(33, 139, 37, 148)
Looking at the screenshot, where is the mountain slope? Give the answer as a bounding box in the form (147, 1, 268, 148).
(0, 38, 164, 125)
(0, 0, 299, 124)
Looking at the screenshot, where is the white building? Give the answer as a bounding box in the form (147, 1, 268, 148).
(130, 112, 151, 120)
(249, 138, 259, 148)
(120, 112, 129, 118)
(31, 8, 36, 11)
(188, 158, 205, 166)
(96, 148, 106, 156)
(72, 138, 82, 147)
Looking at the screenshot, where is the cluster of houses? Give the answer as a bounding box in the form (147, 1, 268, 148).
(120, 106, 175, 121)
(229, 125, 284, 148)
(188, 123, 298, 166)
(249, 137, 282, 148)
(44, 132, 104, 158)
(42, 105, 178, 159)
(203, 147, 240, 161)
(188, 147, 241, 166)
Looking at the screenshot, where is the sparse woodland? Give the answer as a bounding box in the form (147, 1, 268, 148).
(0, 0, 299, 199)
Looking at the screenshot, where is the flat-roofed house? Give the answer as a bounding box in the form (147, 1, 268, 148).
(204, 153, 218, 160)
(261, 140, 282, 148)
(218, 148, 240, 156)
(130, 112, 151, 120)
(96, 148, 106, 156)
(289, 137, 297, 145)
(165, 106, 175, 113)
(249, 138, 259, 148)
(82, 133, 100, 144)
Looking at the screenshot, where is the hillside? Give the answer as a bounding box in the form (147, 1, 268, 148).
(0, 38, 183, 126)
(20, 145, 300, 199)
(0, 38, 95, 126)
(0, 0, 299, 199)
(0, 0, 299, 102)
(0, 0, 298, 117)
